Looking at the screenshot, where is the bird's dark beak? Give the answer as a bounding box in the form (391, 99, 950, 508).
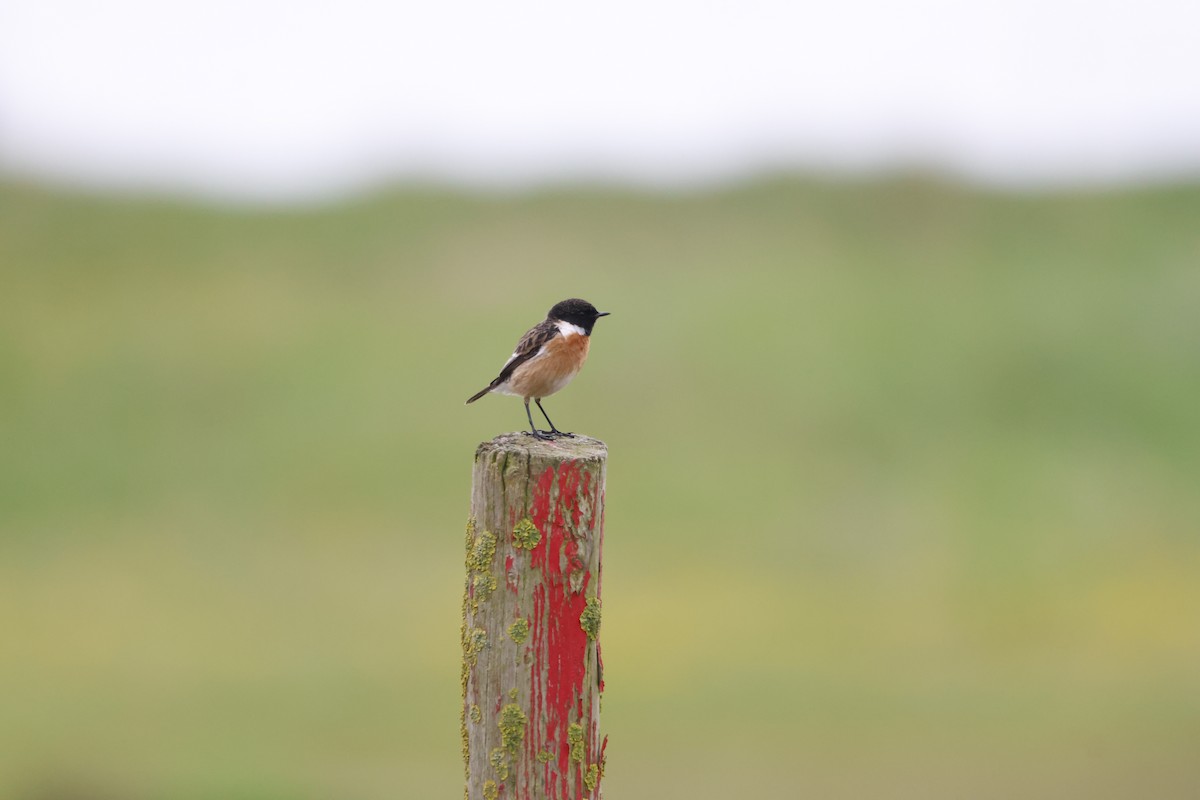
(595, 312, 611, 318)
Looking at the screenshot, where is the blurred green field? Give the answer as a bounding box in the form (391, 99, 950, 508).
(3, 176, 1200, 798)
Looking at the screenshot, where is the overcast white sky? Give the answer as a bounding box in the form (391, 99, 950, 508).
(1, 0, 1198, 200)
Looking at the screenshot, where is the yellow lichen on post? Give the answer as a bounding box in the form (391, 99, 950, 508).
(579, 596, 601, 640)
(584, 763, 600, 792)
(512, 517, 541, 549)
(568, 722, 586, 764)
(508, 618, 530, 644)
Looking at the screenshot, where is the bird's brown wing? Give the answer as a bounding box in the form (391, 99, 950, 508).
(465, 318, 561, 403)
(495, 319, 559, 384)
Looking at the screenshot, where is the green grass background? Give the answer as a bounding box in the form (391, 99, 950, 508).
(3, 177, 1199, 798)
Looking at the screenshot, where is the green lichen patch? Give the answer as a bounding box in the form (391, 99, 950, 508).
(460, 656, 470, 778)
(465, 627, 488, 665)
(471, 572, 498, 610)
(508, 687, 518, 700)
(467, 531, 498, 574)
(489, 747, 509, 781)
(469, 704, 482, 724)
(580, 596, 602, 641)
(482, 779, 498, 800)
(460, 704, 469, 780)
(536, 750, 554, 764)
(584, 763, 600, 792)
(499, 703, 528, 754)
(512, 517, 541, 549)
(507, 617, 530, 644)
(568, 722, 585, 763)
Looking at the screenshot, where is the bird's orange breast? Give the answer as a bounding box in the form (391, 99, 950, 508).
(509, 333, 590, 399)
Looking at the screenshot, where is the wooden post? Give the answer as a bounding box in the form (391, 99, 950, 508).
(462, 433, 608, 800)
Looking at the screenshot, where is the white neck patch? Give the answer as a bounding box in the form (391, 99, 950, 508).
(557, 320, 587, 337)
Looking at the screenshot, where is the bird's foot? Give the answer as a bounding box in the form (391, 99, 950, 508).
(524, 429, 555, 441)
(548, 430, 575, 438)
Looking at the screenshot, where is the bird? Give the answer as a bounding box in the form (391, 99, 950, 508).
(466, 298, 610, 440)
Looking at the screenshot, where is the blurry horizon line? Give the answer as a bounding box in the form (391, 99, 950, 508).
(4, 155, 1200, 208)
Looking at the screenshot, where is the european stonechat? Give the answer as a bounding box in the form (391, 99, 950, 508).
(466, 298, 610, 440)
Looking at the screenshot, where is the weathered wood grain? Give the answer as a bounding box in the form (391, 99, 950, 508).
(462, 433, 607, 800)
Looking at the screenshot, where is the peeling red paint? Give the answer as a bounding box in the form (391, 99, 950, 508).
(523, 460, 600, 799)
(596, 490, 606, 697)
(597, 491, 605, 597)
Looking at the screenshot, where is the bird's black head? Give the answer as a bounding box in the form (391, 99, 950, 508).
(548, 298, 610, 334)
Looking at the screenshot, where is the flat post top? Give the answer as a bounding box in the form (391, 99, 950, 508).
(475, 432, 608, 463)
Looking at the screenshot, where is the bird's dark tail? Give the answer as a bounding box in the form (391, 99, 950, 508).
(465, 383, 495, 404)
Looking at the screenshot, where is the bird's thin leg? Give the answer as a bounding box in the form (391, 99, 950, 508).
(536, 399, 573, 438)
(524, 398, 553, 440)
